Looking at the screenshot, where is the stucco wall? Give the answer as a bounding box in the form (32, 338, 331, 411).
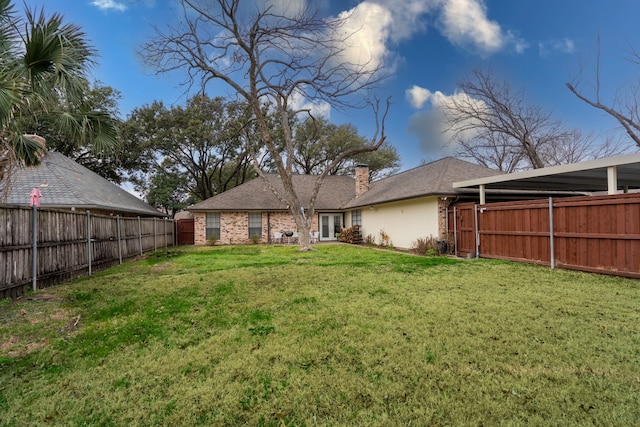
(357, 197, 442, 249)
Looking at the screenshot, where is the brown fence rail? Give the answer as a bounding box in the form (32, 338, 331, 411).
(0, 206, 174, 299)
(448, 193, 640, 278)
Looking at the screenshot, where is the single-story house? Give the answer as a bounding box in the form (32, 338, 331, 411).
(188, 156, 558, 248)
(1, 151, 164, 217)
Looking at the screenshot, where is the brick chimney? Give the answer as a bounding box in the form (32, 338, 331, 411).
(355, 164, 369, 198)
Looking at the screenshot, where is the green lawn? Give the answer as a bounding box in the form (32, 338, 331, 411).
(1, 245, 638, 426)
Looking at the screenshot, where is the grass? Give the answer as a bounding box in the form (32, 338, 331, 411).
(1, 244, 639, 426)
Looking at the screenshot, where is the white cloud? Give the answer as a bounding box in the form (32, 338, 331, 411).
(289, 89, 331, 119)
(437, 0, 506, 54)
(370, 0, 436, 43)
(406, 87, 487, 155)
(90, 0, 127, 12)
(334, 0, 524, 74)
(539, 38, 575, 57)
(406, 85, 433, 109)
(334, 2, 394, 74)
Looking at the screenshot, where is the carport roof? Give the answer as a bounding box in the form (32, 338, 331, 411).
(453, 152, 640, 193)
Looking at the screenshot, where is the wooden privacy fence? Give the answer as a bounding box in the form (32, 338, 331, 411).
(448, 193, 640, 278)
(0, 206, 174, 299)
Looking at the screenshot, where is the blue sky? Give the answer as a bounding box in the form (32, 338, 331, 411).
(18, 0, 640, 171)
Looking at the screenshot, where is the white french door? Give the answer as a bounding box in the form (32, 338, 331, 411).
(320, 213, 342, 241)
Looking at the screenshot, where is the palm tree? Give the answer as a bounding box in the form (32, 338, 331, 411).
(0, 0, 118, 186)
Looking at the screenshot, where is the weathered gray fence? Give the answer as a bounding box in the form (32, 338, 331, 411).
(0, 206, 174, 299)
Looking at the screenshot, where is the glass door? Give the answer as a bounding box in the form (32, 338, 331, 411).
(320, 214, 342, 241)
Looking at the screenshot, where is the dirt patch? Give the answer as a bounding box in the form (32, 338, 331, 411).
(0, 335, 49, 358)
(23, 293, 64, 302)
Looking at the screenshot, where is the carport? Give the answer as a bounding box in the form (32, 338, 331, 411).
(448, 153, 640, 278)
(453, 152, 640, 202)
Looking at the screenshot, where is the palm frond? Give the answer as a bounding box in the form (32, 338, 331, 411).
(0, 0, 20, 54)
(23, 5, 97, 104)
(49, 110, 120, 154)
(4, 133, 44, 167)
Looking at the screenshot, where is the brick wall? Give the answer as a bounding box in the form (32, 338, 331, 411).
(355, 165, 369, 197)
(437, 197, 450, 238)
(194, 210, 320, 245)
(194, 212, 206, 245)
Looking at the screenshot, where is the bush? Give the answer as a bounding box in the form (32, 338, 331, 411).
(411, 235, 455, 256)
(250, 235, 261, 244)
(207, 235, 218, 246)
(411, 236, 439, 255)
(379, 229, 391, 246)
(364, 234, 376, 246)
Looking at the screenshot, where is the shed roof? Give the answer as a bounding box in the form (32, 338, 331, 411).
(453, 152, 640, 193)
(3, 152, 164, 217)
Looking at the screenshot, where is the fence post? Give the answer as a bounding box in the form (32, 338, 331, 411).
(32, 205, 38, 292)
(453, 206, 457, 256)
(154, 217, 157, 251)
(87, 210, 92, 275)
(164, 218, 168, 248)
(138, 216, 143, 255)
(117, 215, 122, 264)
(474, 204, 480, 259)
(549, 197, 555, 269)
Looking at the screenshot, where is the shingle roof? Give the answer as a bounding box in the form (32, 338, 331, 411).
(188, 174, 356, 211)
(344, 157, 503, 208)
(188, 157, 503, 212)
(3, 152, 164, 217)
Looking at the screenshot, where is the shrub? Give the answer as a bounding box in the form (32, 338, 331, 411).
(250, 235, 261, 244)
(411, 236, 439, 255)
(364, 234, 376, 246)
(411, 235, 455, 256)
(379, 229, 391, 246)
(207, 235, 218, 246)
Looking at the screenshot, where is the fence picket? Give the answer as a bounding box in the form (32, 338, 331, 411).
(0, 206, 173, 298)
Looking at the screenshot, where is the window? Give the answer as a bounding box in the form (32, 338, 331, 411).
(248, 212, 262, 239)
(351, 209, 362, 227)
(206, 213, 220, 240)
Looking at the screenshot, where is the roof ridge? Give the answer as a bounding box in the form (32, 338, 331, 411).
(432, 157, 452, 191)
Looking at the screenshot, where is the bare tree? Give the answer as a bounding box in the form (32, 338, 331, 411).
(566, 39, 640, 147)
(142, 0, 388, 251)
(454, 131, 527, 173)
(538, 131, 630, 166)
(443, 68, 629, 172)
(444, 68, 566, 171)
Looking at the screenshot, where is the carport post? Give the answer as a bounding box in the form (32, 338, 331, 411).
(549, 197, 555, 269)
(607, 166, 618, 195)
(479, 184, 486, 205)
